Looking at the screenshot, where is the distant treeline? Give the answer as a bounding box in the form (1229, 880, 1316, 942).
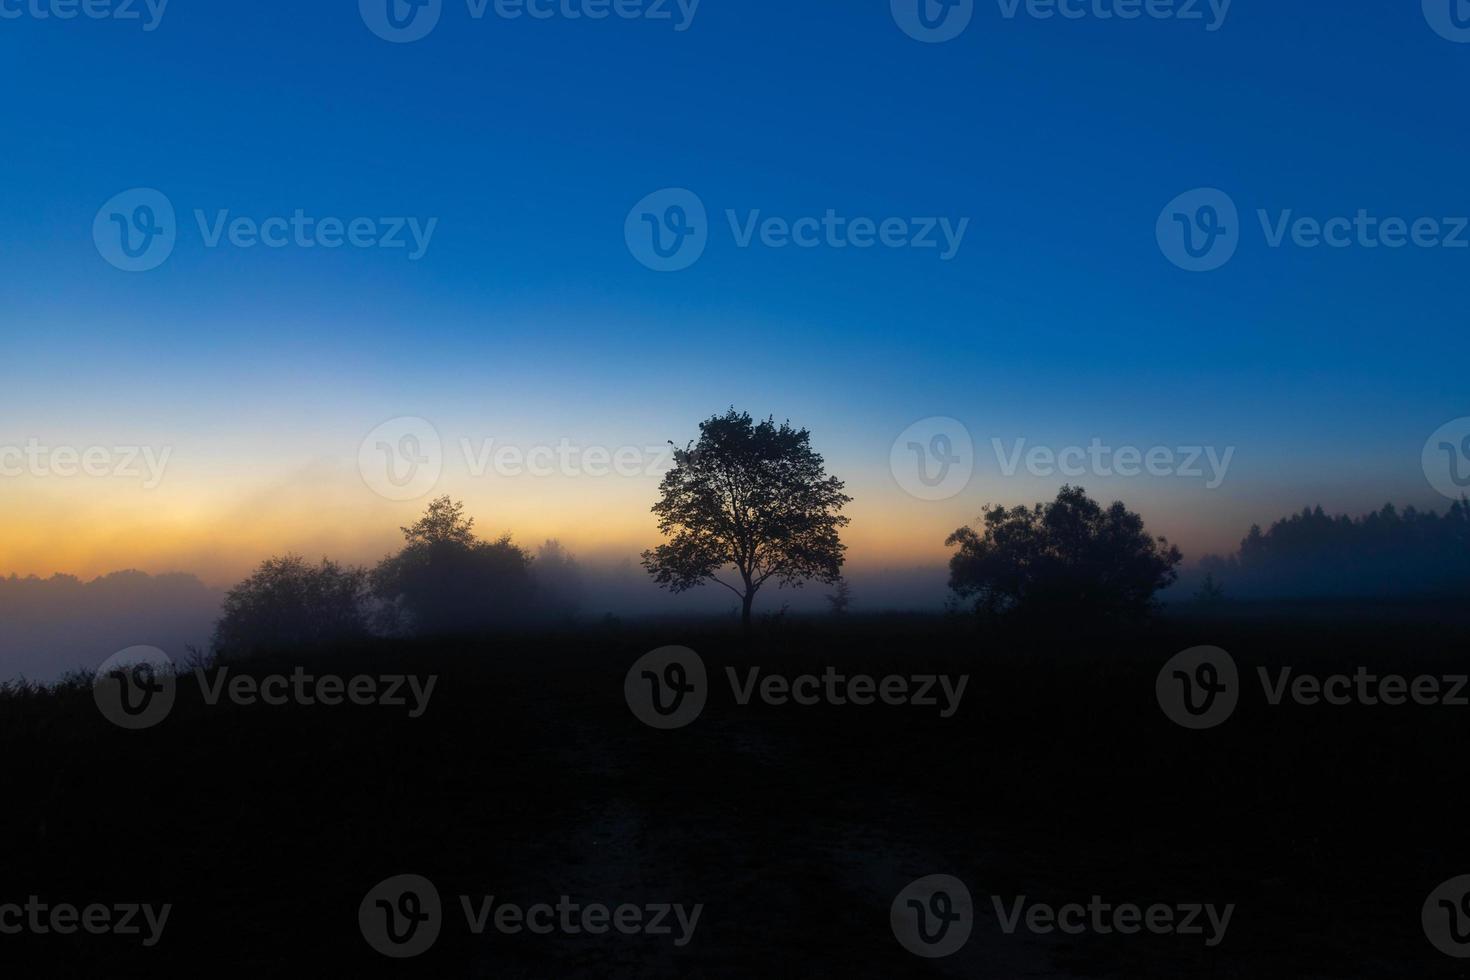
(0, 570, 221, 682)
(1196, 499, 1470, 599)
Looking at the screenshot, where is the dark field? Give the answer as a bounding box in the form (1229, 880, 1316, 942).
(3, 603, 1468, 977)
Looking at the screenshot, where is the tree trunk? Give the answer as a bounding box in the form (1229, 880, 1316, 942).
(740, 588, 755, 634)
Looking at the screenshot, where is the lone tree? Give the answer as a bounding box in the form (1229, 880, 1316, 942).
(1194, 571, 1226, 607)
(946, 485, 1182, 623)
(643, 409, 851, 630)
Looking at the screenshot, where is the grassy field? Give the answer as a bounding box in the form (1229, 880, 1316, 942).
(2, 605, 1467, 977)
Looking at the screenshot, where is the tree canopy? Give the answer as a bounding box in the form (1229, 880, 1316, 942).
(371, 496, 535, 636)
(642, 409, 851, 628)
(213, 555, 369, 658)
(946, 485, 1182, 623)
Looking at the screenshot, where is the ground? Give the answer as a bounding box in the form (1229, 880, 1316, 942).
(1, 603, 1467, 977)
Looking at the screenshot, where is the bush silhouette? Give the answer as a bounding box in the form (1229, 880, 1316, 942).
(213, 555, 369, 658)
(372, 496, 534, 636)
(946, 485, 1182, 623)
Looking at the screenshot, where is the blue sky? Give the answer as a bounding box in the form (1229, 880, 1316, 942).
(1, 1, 1467, 580)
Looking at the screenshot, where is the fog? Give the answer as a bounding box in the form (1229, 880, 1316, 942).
(11, 496, 1463, 683)
(0, 559, 957, 683)
(0, 571, 223, 685)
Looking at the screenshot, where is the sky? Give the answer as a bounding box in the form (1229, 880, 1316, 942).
(2, 1, 1468, 588)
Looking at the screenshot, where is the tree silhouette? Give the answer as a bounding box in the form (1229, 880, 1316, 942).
(826, 578, 852, 616)
(946, 485, 1182, 623)
(213, 555, 369, 658)
(399, 495, 479, 547)
(532, 538, 585, 619)
(1194, 571, 1226, 606)
(372, 496, 534, 636)
(643, 409, 851, 631)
